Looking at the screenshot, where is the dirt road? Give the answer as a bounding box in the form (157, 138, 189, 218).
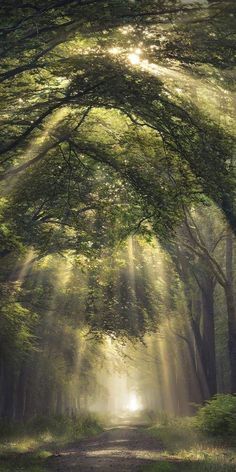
(49, 425, 164, 471)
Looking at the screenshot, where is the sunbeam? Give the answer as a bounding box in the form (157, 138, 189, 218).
(0, 2, 235, 470)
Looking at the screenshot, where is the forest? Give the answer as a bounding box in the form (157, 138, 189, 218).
(0, 1, 236, 471)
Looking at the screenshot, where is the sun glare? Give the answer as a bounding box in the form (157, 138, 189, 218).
(127, 393, 140, 412)
(109, 47, 122, 55)
(128, 53, 141, 65)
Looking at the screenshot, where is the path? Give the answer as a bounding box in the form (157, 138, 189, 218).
(49, 425, 164, 471)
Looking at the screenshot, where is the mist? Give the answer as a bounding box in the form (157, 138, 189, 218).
(0, 1, 235, 471)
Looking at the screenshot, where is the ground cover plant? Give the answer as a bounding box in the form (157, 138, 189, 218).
(145, 397, 236, 472)
(0, 414, 103, 472)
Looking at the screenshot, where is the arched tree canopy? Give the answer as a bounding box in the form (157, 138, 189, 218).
(0, 0, 235, 250)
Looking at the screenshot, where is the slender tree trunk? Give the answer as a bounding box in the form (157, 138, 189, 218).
(174, 247, 210, 400)
(225, 227, 236, 393)
(0, 359, 4, 417)
(189, 321, 210, 400)
(225, 283, 236, 392)
(201, 274, 217, 396)
(2, 366, 15, 419)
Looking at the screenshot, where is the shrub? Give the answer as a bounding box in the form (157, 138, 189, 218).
(69, 412, 103, 438)
(0, 413, 102, 441)
(141, 409, 158, 424)
(28, 413, 102, 439)
(196, 394, 236, 436)
(0, 419, 22, 438)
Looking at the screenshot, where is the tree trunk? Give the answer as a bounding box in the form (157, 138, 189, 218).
(2, 366, 15, 419)
(174, 246, 210, 400)
(225, 284, 236, 392)
(201, 274, 217, 396)
(225, 227, 236, 393)
(189, 319, 210, 400)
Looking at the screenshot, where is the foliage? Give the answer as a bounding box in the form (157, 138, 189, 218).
(0, 0, 235, 237)
(0, 0, 235, 435)
(0, 289, 37, 363)
(0, 413, 102, 472)
(0, 413, 103, 440)
(147, 416, 236, 471)
(196, 395, 236, 436)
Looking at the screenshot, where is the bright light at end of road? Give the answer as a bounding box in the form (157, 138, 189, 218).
(127, 393, 140, 411)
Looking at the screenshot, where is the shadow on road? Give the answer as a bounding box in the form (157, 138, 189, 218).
(48, 424, 164, 471)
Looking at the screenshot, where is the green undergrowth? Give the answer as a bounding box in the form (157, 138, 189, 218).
(143, 416, 236, 472)
(196, 394, 236, 436)
(0, 413, 103, 472)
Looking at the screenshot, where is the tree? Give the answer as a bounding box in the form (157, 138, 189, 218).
(0, 1, 235, 233)
(175, 204, 236, 393)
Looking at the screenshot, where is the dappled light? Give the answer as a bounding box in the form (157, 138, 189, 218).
(0, 1, 236, 471)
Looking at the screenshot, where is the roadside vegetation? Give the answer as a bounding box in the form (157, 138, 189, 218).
(0, 1, 236, 470)
(144, 395, 236, 472)
(0, 413, 103, 472)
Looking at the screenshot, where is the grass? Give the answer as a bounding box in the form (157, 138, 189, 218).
(143, 416, 236, 471)
(0, 414, 103, 472)
(1, 413, 235, 471)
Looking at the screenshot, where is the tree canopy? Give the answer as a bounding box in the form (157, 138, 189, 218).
(0, 0, 235, 244)
(0, 0, 236, 422)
